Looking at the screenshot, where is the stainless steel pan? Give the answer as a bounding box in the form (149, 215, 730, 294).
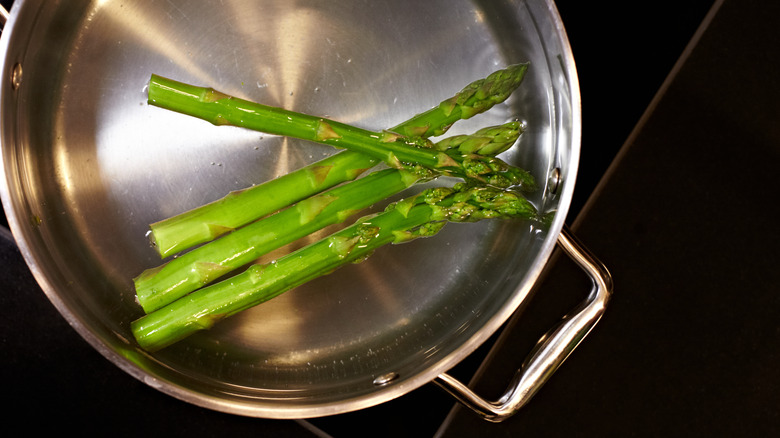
(0, 0, 611, 421)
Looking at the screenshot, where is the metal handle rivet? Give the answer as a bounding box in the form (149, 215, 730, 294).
(549, 167, 562, 194)
(372, 372, 399, 386)
(11, 62, 22, 90)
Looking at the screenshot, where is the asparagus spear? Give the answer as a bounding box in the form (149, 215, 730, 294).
(390, 63, 530, 138)
(149, 151, 378, 258)
(131, 183, 537, 352)
(135, 122, 526, 313)
(147, 65, 530, 184)
(147, 64, 529, 258)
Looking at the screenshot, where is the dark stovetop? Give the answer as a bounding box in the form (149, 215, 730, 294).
(3, 0, 778, 436)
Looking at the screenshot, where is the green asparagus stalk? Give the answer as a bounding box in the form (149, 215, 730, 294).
(147, 64, 528, 258)
(134, 122, 526, 313)
(131, 183, 537, 352)
(147, 66, 530, 184)
(149, 151, 378, 258)
(135, 167, 419, 313)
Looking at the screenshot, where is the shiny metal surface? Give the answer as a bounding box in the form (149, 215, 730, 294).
(0, 6, 8, 27)
(0, 0, 583, 418)
(434, 225, 613, 422)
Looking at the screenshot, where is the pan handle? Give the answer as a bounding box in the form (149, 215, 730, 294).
(0, 5, 8, 29)
(433, 225, 613, 422)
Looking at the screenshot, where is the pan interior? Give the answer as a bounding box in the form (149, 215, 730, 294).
(0, 0, 577, 417)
